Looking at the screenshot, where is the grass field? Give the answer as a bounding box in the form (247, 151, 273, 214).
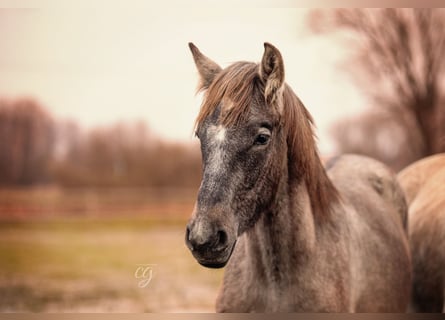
(0, 187, 223, 312)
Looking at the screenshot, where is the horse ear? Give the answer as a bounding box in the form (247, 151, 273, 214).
(188, 43, 222, 90)
(260, 42, 285, 105)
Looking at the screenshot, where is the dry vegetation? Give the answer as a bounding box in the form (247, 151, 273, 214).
(0, 188, 222, 312)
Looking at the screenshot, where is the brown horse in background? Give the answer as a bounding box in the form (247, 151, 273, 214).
(398, 153, 445, 313)
(185, 42, 411, 312)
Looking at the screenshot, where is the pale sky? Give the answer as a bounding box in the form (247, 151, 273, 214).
(0, 7, 365, 154)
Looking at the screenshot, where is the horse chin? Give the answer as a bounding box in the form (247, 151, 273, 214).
(198, 259, 229, 269)
(195, 240, 237, 269)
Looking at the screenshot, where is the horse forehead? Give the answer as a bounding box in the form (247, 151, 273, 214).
(208, 124, 227, 143)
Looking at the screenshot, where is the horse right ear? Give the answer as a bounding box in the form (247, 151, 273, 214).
(188, 43, 222, 91)
(260, 43, 285, 107)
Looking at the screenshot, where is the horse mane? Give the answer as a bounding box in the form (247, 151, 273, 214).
(195, 62, 339, 221)
(282, 85, 340, 220)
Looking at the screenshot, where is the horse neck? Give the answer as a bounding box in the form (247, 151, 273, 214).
(246, 174, 316, 285)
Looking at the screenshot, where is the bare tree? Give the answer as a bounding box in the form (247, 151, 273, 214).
(309, 9, 445, 169)
(0, 99, 55, 185)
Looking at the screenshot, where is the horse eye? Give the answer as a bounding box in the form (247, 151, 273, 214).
(254, 133, 270, 145)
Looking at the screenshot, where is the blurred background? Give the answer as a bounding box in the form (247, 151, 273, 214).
(0, 7, 444, 311)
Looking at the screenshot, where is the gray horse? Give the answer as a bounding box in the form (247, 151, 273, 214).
(398, 153, 445, 313)
(185, 42, 411, 312)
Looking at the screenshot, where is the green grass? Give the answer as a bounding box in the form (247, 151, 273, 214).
(0, 188, 224, 312)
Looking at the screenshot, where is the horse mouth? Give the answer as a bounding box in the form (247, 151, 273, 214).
(193, 240, 237, 269)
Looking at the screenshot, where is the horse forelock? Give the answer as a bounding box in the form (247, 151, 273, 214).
(194, 62, 260, 131)
(194, 61, 339, 221)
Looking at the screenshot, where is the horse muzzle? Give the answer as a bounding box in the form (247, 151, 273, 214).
(185, 220, 236, 268)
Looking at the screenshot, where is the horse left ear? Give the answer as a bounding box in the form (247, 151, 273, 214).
(189, 43, 222, 91)
(260, 43, 285, 106)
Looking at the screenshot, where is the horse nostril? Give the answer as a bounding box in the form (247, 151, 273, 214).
(185, 225, 189, 239)
(185, 226, 194, 250)
(217, 230, 228, 247)
(186, 222, 229, 252)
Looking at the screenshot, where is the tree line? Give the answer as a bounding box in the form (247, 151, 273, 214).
(0, 99, 201, 188)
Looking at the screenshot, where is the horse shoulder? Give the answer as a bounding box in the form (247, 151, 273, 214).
(327, 154, 407, 229)
(326, 154, 411, 312)
(404, 162, 445, 312)
(398, 153, 445, 205)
